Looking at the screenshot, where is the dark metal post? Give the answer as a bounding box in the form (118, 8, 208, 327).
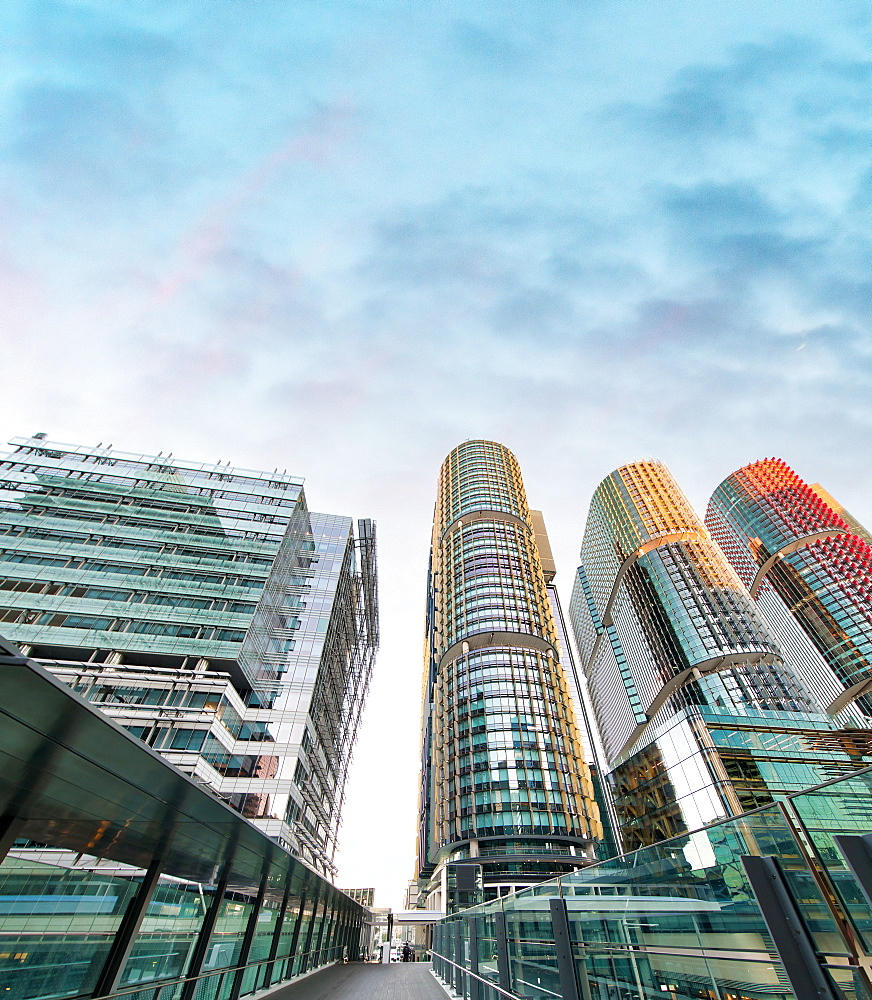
(468, 916, 481, 1000)
(834, 834, 872, 910)
(741, 855, 842, 1000)
(0, 814, 25, 867)
(179, 869, 231, 1000)
(228, 868, 269, 1000)
(265, 875, 292, 986)
(444, 922, 453, 980)
(92, 856, 165, 997)
(454, 920, 465, 997)
(549, 897, 582, 1000)
(286, 887, 308, 976)
(493, 910, 511, 994)
(299, 883, 323, 973)
(311, 892, 332, 967)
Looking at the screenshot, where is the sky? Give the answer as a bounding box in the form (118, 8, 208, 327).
(1, 0, 870, 908)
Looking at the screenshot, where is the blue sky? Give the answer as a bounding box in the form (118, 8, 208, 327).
(2, 0, 870, 905)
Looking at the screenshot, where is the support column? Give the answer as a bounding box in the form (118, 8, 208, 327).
(494, 911, 511, 994)
(311, 893, 331, 967)
(228, 868, 269, 1000)
(91, 856, 165, 997)
(286, 887, 309, 976)
(741, 855, 842, 1000)
(265, 876, 292, 986)
(549, 897, 582, 1000)
(299, 883, 323, 973)
(179, 867, 231, 1000)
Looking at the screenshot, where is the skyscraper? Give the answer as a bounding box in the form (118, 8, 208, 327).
(0, 433, 378, 877)
(706, 458, 872, 718)
(570, 459, 869, 851)
(416, 440, 600, 910)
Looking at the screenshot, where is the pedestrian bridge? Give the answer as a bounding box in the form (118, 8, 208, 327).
(269, 963, 447, 999)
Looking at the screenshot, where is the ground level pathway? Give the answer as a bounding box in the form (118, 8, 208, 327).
(266, 962, 449, 1000)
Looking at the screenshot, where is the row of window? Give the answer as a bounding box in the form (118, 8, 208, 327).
(0, 577, 257, 613)
(1, 525, 275, 565)
(0, 606, 247, 642)
(24, 484, 294, 523)
(1, 549, 270, 588)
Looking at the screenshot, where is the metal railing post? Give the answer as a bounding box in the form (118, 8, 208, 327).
(468, 916, 481, 1000)
(493, 911, 511, 995)
(454, 920, 465, 997)
(549, 897, 581, 1000)
(742, 855, 842, 1000)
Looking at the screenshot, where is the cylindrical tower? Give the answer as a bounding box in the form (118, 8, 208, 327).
(707, 458, 872, 717)
(570, 460, 842, 851)
(421, 441, 600, 906)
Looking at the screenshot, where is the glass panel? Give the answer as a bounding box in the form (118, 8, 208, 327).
(205, 895, 253, 971)
(476, 909, 500, 988)
(503, 893, 558, 1000)
(561, 810, 801, 1000)
(0, 850, 140, 1000)
(441, 796, 871, 1000)
(788, 770, 872, 952)
(120, 877, 210, 986)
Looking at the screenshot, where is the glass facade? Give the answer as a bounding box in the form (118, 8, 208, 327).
(570, 460, 872, 852)
(432, 766, 872, 1000)
(0, 434, 378, 877)
(706, 459, 872, 719)
(417, 441, 601, 909)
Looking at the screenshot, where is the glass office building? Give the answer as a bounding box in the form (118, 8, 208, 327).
(707, 458, 872, 719)
(416, 441, 600, 910)
(570, 460, 871, 852)
(0, 434, 378, 877)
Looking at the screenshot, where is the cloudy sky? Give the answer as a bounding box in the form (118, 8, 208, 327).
(2, 0, 870, 906)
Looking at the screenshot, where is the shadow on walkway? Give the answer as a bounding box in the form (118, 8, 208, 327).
(267, 962, 447, 1000)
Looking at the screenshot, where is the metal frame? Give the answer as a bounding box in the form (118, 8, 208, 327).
(835, 834, 872, 911)
(549, 897, 581, 1000)
(493, 911, 511, 994)
(741, 855, 843, 1000)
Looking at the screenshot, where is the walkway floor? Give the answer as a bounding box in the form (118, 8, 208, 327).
(267, 963, 449, 1000)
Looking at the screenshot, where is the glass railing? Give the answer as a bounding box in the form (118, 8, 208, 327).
(101, 946, 347, 1000)
(433, 768, 872, 1000)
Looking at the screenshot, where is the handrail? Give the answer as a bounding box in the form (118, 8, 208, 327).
(430, 950, 522, 1000)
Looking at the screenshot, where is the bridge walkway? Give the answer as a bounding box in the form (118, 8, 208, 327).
(267, 962, 448, 1000)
